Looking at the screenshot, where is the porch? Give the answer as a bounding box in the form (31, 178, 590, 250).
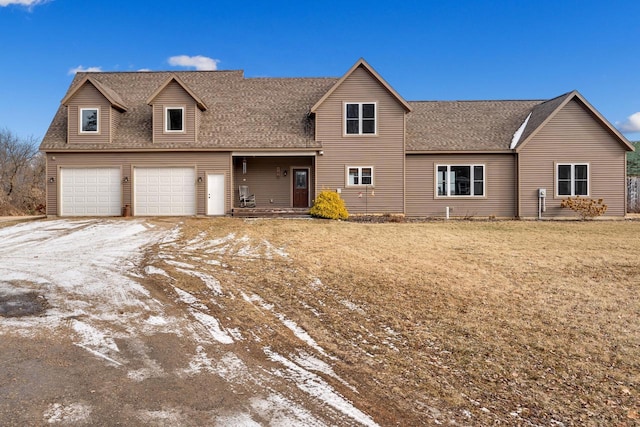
(232, 153, 317, 210)
(231, 207, 312, 218)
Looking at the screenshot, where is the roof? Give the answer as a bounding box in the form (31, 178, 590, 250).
(406, 99, 543, 151)
(42, 64, 633, 154)
(42, 70, 337, 151)
(60, 76, 128, 112)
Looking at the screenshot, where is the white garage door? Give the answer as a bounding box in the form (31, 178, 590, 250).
(134, 167, 196, 216)
(60, 168, 121, 216)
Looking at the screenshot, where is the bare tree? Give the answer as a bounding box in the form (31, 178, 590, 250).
(0, 128, 44, 215)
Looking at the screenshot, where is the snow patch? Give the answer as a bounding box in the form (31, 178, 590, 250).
(191, 310, 234, 344)
(264, 348, 377, 427)
(510, 112, 531, 149)
(43, 402, 92, 424)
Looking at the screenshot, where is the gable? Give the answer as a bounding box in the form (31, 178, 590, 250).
(515, 92, 634, 152)
(520, 98, 630, 155)
(311, 59, 411, 113)
(146, 75, 207, 111)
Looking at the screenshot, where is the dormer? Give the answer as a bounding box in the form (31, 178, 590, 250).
(146, 75, 207, 144)
(61, 76, 128, 144)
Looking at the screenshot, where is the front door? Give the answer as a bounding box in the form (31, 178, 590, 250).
(293, 169, 309, 208)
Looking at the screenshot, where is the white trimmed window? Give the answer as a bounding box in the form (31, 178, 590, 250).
(345, 102, 376, 135)
(165, 106, 185, 132)
(436, 165, 485, 197)
(557, 163, 588, 196)
(80, 108, 99, 133)
(347, 166, 373, 186)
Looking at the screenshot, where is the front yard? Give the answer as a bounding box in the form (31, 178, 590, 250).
(0, 218, 638, 425)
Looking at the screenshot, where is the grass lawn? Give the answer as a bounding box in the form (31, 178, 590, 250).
(173, 218, 639, 425)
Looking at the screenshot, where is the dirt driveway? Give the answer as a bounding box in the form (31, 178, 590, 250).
(0, 219, 377, 426)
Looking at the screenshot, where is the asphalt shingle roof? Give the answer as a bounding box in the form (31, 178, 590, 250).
(41, 69, 572, 153)
(405, 99, 545, 151)
(42, 71, 337, 151)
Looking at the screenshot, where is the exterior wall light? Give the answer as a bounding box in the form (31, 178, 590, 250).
(122, 176, 129, 183)
(48, 177, 55, 183)
(197, 176, 203, 183)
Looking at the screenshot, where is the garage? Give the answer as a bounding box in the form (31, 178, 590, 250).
(134, 167, 196, 216)
(60, 168, 122, 216)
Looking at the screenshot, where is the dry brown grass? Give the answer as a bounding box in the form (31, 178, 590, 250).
(175, 218, 640, 425)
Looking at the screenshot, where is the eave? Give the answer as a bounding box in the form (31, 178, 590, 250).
(60, 76, 128, 112)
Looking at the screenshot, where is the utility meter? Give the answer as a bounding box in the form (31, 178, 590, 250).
(538, 188, 547, 198)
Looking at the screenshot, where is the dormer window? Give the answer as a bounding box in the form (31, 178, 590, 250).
(80, 108, 99, 133)
(165, 107, 184, 132)
(345, 102, 376, 135)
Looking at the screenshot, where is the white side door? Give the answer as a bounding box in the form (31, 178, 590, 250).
(207, 174, 225, 215)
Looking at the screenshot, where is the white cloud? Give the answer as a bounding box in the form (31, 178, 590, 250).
(617, 112, 640, 133)
(168, 55, 219, 71)
(68, 65, 102, 75)
(0, 0, 48, 6)
(137, 69, 152, 72)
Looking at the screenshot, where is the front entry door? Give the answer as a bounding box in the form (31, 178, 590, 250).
(293, 169, 309, 208)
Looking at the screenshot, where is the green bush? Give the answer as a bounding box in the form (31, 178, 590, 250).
(310, 190, 349, 220)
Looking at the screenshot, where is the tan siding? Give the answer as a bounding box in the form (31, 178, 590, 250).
(46, 152, 231, 216)
(152, 81, 197, 145)
(232, 157, 314, 207)
(66, 82, 111, 144)
(315, 66, 405, 214)
(519, 99, 628, 217)
(406, 154, 516, 218)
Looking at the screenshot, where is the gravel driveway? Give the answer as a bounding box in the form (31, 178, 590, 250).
(0, 219, 377, 426)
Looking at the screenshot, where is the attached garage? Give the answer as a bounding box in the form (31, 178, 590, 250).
(133, 167, 196, 216)
(60, 167, 122, 216)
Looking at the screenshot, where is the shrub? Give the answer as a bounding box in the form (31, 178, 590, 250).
(560, 197, 608, 220)
(310, 190, 349, 220)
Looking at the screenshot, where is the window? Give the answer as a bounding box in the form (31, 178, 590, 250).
(347, 166, 373, 186)
(80, 108, 99, 133)
(345, 103, 376, 135)
(165, 107, 184, 132)
(557, 163, 588, 196)
(436, 165, 484, 197)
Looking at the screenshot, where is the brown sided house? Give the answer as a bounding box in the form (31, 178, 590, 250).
(40, 59, 635, 218)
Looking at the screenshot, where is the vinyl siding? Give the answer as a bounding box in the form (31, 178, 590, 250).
(315, 66, 405, 214)
(232, 157, 314, 207)
(66, 82, 112, 144)
(406, 154, 516, 218)
(518, 99, 628, 217)
(46, 152, 231, 216)
(151, 81, 197, 145)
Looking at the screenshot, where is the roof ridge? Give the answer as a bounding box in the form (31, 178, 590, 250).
(408, 99, 546, 103)
(75, 70, 244, 75)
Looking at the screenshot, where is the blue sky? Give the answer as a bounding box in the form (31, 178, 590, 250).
(1, 0, 639, 142)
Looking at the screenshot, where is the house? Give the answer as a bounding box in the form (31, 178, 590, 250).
(40, 59, 635, 218)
